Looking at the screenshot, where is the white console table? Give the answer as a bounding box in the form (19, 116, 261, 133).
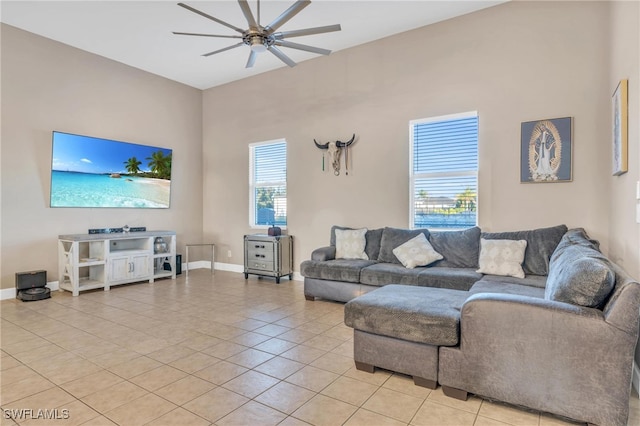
(58, 231, 176, 296)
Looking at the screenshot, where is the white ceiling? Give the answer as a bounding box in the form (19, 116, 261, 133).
(1, 1, 506, 90)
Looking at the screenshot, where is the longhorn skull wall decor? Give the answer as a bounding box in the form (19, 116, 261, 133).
(313, 134, 356, 176)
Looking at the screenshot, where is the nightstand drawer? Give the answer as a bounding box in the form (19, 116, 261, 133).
(247, 260, 275, 271)
(247, 247, 274, 262)
(247, 240, 274, 250)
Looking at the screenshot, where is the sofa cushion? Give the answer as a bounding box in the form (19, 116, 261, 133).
(360, 263, 426, 287)
(429, 226, 481, 268)
(476, 239, 527, 279)
(335, 228, 368, 260)
(300, 259, 376, 283)
(359, 264, 481, 291)
(330, 226, 383, 260)
(344, 284, 468, 346)
(479, 274, 547, 289)
(545, 243, 615, 308)
(377, 227, 430, 264)
(470, 280, 546, 298)
(392, 233, 443, 269)
(481, 224, 568, 275)
(418, 267, 482, 291)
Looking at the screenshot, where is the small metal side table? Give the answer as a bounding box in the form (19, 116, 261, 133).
(244, 234, 292, 283)
(185, 243, 215, 276)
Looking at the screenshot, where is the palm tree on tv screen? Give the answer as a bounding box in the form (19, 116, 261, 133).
(146, 151, 171, 180)
(124, 157, 142, 175)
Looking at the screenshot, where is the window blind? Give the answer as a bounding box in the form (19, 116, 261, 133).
(410, 113, 478, 229)
(250, 141, 287, 227)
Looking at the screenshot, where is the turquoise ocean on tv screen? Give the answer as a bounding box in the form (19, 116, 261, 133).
(51, 171, 170, 208)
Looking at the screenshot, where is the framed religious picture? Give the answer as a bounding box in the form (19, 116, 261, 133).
(520, 117, 573, 183)
(612, 79, 628, 176)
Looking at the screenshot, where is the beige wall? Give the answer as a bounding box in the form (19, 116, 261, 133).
(203, 1, 612, 271)
(0, 24, 204, 290)
(608, 1, 640, 279)
(606, 0, 640, 375)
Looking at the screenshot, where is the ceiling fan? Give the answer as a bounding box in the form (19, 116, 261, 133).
(173, 0, 342, 68)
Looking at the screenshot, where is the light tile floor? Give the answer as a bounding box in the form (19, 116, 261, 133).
(1, 270, 639, 426)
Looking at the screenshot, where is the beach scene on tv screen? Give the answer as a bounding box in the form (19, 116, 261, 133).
(50, 132, 172, 208)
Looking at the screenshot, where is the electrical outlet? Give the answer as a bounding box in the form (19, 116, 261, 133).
(227, 250, 232, 258)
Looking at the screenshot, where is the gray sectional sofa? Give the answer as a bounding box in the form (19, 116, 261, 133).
(301, 225, 640, 426)
(301, 224, 566, 302)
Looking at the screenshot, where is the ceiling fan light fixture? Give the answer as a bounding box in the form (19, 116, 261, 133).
(249, 36, 267, 53)
(175, 1, 342, 68)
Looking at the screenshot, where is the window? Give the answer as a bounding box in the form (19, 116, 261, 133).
(250, 140, 287, 227)
(410, 111, 478, 229)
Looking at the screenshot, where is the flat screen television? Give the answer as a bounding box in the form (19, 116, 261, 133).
(50, 131, 172, 208)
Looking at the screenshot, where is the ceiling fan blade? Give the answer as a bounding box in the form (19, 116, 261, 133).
(246, 50, 258, 68)
(178, 3, 245, 34)
(238, 0, 258, 29)
(264, 0, 311, 34)
(274, 40, 331, 56)
(268, 45, 297, 67)
(273, 24, 342, 39)
(202, 42, 245, 57)
(173, 32, 242, 39)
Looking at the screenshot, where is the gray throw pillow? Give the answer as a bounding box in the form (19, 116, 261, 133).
(481, 224, 567, 276)
(545, 244, 615, 308)
(552, 228, 600, 254)
(429, 227, 481, 268)
(330, 226, 383, 260)
(377, 227, 429, 264)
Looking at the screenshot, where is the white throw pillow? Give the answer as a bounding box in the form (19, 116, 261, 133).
(476, 238, 527, 278)
(335, 228, 369, 260)
(392, 233, 443, 269)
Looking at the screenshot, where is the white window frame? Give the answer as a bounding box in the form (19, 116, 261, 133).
(249, 139, 287, 229)
(409, 111, 478, 230)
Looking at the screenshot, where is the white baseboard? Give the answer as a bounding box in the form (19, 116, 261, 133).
(1, 281, 60, 301)
(183, 260, 212, 272)
(212, 262, 244, 273)
(210, 262, 303, 281)
(0, 287, 16, 300)
(633, 361, 640, 397)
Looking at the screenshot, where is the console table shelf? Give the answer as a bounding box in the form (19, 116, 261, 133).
(58, 231, 176, 296)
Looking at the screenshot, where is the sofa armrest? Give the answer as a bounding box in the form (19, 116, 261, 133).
(462, 292, 603, 323)
(311, 246, 336, 261)
(458, 293, 625, 348)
